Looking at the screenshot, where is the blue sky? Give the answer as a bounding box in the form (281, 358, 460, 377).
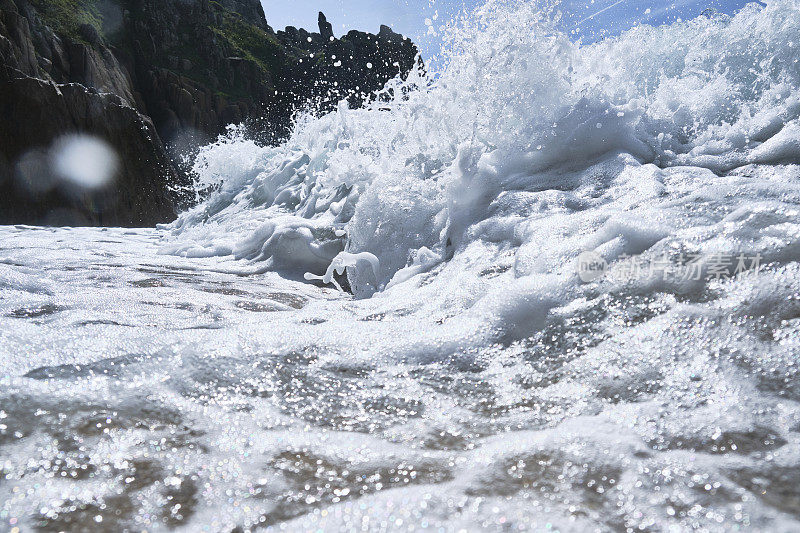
(261, 0, 754, 60)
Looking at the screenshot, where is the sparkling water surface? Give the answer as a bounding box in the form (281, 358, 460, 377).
(4, 0, 800, 530)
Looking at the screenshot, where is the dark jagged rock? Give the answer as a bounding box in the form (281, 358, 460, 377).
(0, 75, 178, 226)
(0, 0, 177, 226)
(0, 0, 420, 226)
(276, 13, 420, 120)
(108, 0, 420, 147)
(318, 12, 334, 41)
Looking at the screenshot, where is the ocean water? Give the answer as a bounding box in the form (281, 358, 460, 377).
(3, 0, 800, 530)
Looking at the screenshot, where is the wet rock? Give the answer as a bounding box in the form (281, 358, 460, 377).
(0, 75, 178, 226)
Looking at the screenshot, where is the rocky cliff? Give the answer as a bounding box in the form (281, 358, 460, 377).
(0, 0, 419, 226)
(108, 0, 419, 147)
(0, 0, 179, 226)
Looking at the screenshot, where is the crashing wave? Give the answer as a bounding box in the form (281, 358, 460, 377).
(162, 0, 800, 303)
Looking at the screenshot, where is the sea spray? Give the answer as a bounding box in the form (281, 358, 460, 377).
(164, 0, 800, 298)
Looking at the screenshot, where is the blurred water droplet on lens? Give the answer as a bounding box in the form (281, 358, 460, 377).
(14, 149, 56, 195)
(51, 135, 119, 189)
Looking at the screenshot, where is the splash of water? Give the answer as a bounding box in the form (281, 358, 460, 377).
(4, 2, 800, 530)
(163, 0, 800, 299)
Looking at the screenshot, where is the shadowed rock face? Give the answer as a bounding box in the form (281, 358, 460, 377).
(0, 0, 177, 226)
(218, 0, 270, 30)
(0, 77, 177, 226)
(0, 0, 419, 226)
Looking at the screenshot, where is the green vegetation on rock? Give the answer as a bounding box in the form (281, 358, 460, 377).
(29, 0, 103, 42)
(210, 4, 286, 75)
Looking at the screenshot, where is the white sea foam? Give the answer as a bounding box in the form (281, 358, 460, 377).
(3, 1, 800, 531)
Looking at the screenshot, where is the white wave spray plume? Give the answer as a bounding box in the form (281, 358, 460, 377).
(163, 0, 800, 298)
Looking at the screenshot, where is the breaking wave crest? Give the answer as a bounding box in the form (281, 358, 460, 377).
(163, 0, 800, 300)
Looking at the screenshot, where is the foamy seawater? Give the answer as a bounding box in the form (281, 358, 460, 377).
(3, 0, 800, 530)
